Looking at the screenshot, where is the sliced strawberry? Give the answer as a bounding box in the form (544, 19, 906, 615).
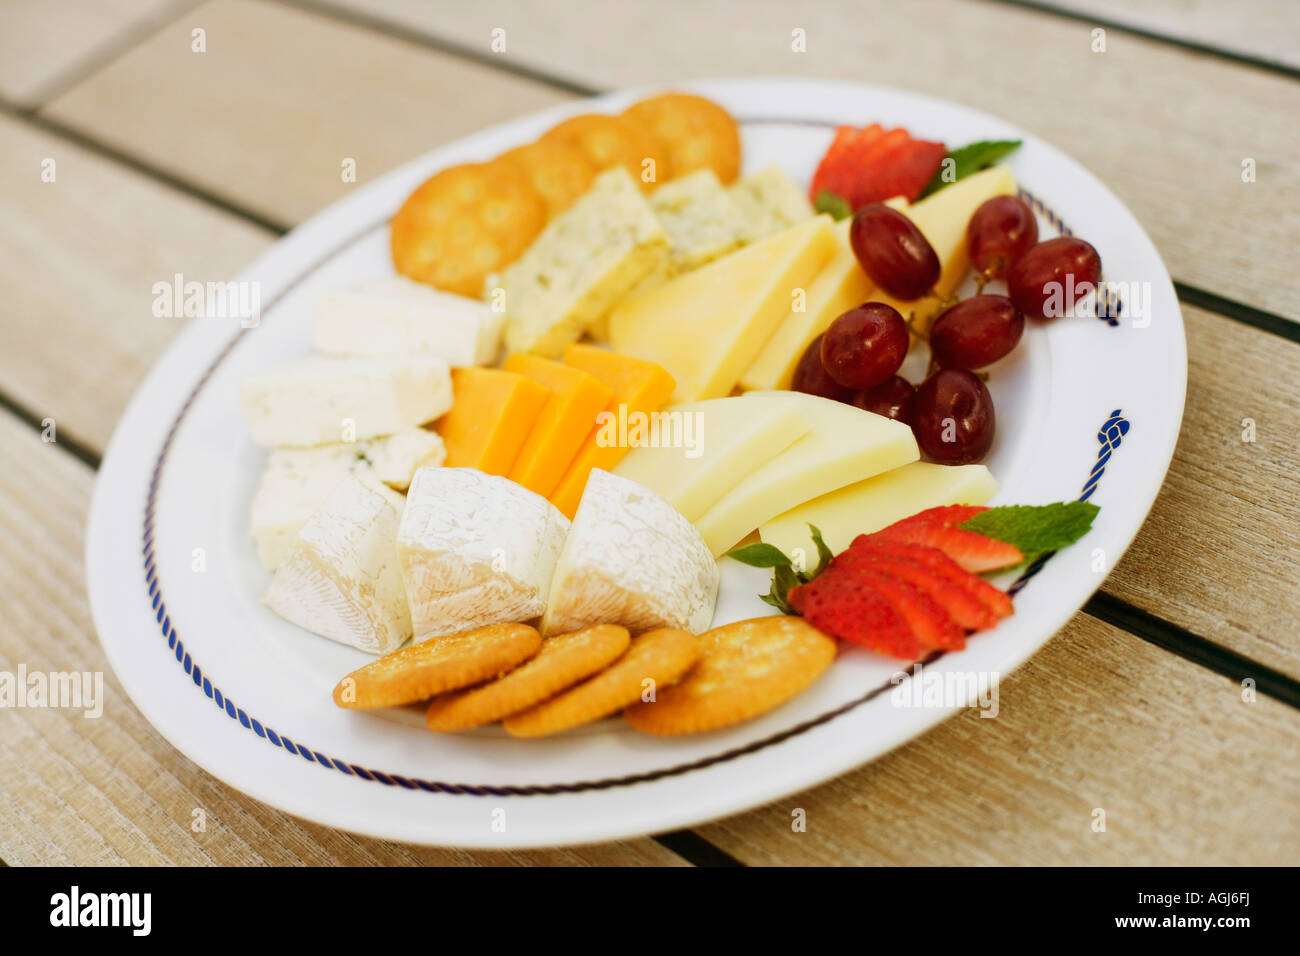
(840, 128, 910, 208)
(860, 139, 947, 204)
(838, 544, 1000, 630)
(869, 521, 1022, 573)
(855, 570, 965, 651)
(789, 567, 921, 658)
(872, 504, 990, 532)
(810, 124, 883, 205)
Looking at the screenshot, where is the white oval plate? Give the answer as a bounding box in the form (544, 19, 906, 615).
(86, 78, 1185, 848)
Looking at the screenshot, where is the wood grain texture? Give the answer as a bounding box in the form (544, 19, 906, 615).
(0, 0, 192, 107)
(313, 0, 1300, 322)
(39, 0, 576, 228)
(0, 410, 687, 866)
(0, 112, 272, 452)
(697, 613, 1300, 864)
(1102, 305, 1300, 673)
(1034, 0, 1300, 71)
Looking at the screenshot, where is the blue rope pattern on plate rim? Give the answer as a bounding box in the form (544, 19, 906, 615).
(137, 128, 1130, 797)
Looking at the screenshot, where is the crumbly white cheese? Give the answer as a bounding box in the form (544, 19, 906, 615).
(240, 354, 452, 447)
(542, 469, 719, 636)
(263, 475, 412, 655)
(396, 467, 570, 638)
(313, 276, 504, 366)
(498, 167, 668, 357)
(729, 164, 815, 243)
(250, 428, 446, 571)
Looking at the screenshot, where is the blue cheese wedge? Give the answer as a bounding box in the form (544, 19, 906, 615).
(497, 167, 668, 357)
(250, 428, 446, 571)
(241, 355, 452, 447)
(397, 467, 570, 638)
(313, 276, 504, 366)
(729, 164, 815, 243)
(263, 475, 412, 655)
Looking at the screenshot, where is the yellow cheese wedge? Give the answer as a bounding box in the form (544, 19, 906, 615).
(695, 391, 918, 556)
(549, 345, 676, 518)
(608, 215, 837, 403)
(503, 352, 614, 497)
(760, 461, 999, 560)
(873, 165, 1016, 332)
(611, 395, 813, 522)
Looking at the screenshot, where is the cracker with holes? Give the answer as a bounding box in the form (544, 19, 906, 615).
(621, 92, 741, 185)
(541, 113, 670, 191)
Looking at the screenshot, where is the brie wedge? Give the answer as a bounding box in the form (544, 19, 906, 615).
(250, 428, 446, 571)
(542, 469, 719, 637)
(397, 467, 570, 638)
(241, 355, 452, 447)
(263, 475, 412, 654)
(313, 276, 504, 366)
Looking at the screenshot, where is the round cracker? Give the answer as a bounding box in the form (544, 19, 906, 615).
(495, 139, 598, 217)
(390, 161, 546, 296)
(624, 617, 836, 735)
(540, 113, 670, 192)
(620, 93, 742, 185)
(425, 624, 630, 732)
(333, 623, 541, 710)
(502, 628, 698, 738)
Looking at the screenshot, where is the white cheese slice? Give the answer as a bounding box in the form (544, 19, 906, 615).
(396, 467, 570, 638)
(313, 276, 504, 366)
(241, 354, 452, 447)
(250, 428, 446, 571)
(611, 395, 812, 522)
(542, 469, 719, 637)
(760, 462, 999, 561)
(263, 475, 412, 655)
(498, 167, 668, 357)
(694, 391, 919, 556)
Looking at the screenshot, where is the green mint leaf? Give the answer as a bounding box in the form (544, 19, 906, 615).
(960, 502, 1099, 565)
(918, 139, 1022, 199)
(725, 542, 793, 568)
(813, 189, 853, 220)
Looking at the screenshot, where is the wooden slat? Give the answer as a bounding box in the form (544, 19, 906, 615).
(0, 112, 272, 451)
(39, 0, 576, 228)
(0, 410, 687, 865)
(0, 0, 192, 107)
(310, 0, 1300, 321)
(1102, 305, 1300, 674)
(698, 613, 1300, 864)
(1034, 0, 1300, 71)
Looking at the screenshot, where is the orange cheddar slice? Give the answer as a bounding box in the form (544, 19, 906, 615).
(549, 345, 676, 518)
(503, 353, 614, 497)
(434, 367, 550, 475)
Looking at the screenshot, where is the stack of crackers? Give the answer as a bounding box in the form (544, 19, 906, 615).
(334, 616, 837, 738)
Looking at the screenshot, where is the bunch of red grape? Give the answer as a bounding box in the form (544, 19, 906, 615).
(791, 195, 1101, 465)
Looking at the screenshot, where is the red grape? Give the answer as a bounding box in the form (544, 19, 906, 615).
(851, 375, 916, 425)
(912, 369, 995, 464)
(1006, 236, 1102, 320)
(791, 334, 852, 402)
(821, 303, 910, 389)
(966, 195, 1038, 278)
(929, 295, 1024, 370)
(849, 204, 941, 301)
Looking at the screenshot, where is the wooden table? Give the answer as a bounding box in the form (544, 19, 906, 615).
(2, 0, 1297, 866)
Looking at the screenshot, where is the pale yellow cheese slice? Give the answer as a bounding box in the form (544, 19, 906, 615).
(874, 165, 1016, 331)
(695, 391, 918, 556)
(760, 461, 999, 560)
(608, 215, 838, 403)
(611, 395, 813, 523)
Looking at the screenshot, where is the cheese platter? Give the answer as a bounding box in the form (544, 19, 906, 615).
(86, 78, 1185, 847)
